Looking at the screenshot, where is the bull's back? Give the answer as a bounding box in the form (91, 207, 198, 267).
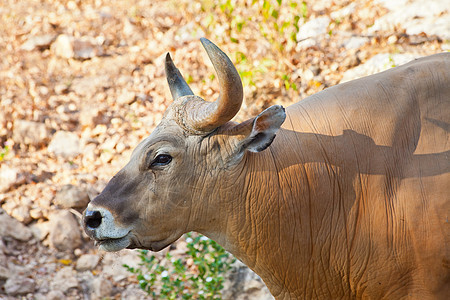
(275, 53, 449, 298)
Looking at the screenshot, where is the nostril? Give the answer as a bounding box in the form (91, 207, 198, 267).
(85, 210, 103, 229)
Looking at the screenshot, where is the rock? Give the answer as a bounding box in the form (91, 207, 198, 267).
(50, 266, 79, 292)
(10, 205, 32, 224)
(296, 16, 330, 49)
(0, 265, 10, 280)
(51, 34, 75, 59)
(0, 209, 33, 241)
(340, 53, 421, 83)
(76, 254, 100, 271)
(29, 207, 44, 219)
(91, 276, 113, 299)
(4, 276, 36, 296)
(117, 90, 136, 105)
(0, 242, 10, 279)
(48, 131, 81, 158)
(175, 21, 206, 44)
(82, 143, 98, 165)
(330, 2, 356, 20)
(0, 165, 19, 193)
(342, 36, 369, 50)
(13, 120, 49, 146)
(20, 34, 56, 51)
(0, 239, 6, 256)
(102, 250, 141, 282)
(80, 107, 101, 127)
(55, 184, 90, 209)
(48, 210, 82, 251)
(117, 285, 149, 300)
(29, 221, 51, 241)
(73, 39, 100, 59)
(54, 84, 70, 95)
(71, 75, 111, 97)
(223, 260, 273, 300)
(369, 0, 450, 40)
(102, 135, 120, 151)
(100, 151, 114, 164)
(46, 290, 65, 300)
(51, 34, 102, 59)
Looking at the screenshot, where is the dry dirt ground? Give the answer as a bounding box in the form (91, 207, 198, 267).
(0, 0, 448, 299)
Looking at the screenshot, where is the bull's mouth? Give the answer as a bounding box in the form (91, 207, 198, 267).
(127, 236, 174, 252)
(95, 234, 131, 252)
(92, 230, 175, 252)
(142, 240, 172, 252)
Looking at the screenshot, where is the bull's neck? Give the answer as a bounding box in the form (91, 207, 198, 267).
(197, 133, 318, 297)
(196, 124, 354, 298)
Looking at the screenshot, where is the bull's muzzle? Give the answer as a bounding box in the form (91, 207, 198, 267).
(82, 205, 132, 251)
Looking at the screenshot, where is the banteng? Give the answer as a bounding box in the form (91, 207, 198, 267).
(83, 39, 449, 299)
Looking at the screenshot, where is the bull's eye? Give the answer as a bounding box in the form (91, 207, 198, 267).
(151, 154, 172, 168)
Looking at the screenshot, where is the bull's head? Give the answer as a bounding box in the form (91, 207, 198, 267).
(83, 38, 286, 252)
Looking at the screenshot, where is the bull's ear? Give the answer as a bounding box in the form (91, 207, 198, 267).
(239, 105, 286, 153)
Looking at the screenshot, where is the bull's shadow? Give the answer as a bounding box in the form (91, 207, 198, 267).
(271, 128, 450, 179)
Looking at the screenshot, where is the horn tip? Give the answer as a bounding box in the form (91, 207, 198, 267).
(165, 53, 176, 75)
(165, 52, 173, 63)
(200, 37, 215, 50)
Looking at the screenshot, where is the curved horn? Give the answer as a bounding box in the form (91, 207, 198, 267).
(165, 53, 194, 100)
(185, 38, 244, 132)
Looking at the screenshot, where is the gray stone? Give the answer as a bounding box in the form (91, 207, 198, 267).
(175, 21, 206, 44)
(76, 254, 100, 271)
(117, 90, 136, 105)
(29, 221, 51, 241)
(55, 184, 90, 209)
(4, 276, 36, 295)
(342, 36, 369, 50)
(370, 0, 450, 39)
(91, 276, 113, 299)
(102, 250, 141, 282)
(296, 16, 330, 49)
(405, 15, 450, 39)
(51, 34, 101, 59)
(73, 39, 99, 59)
(0, 240, 17, 284)
(330, 2, 356, 20)
(0, 165, 19, 193)
(29, 207, 44, 219)
(340, 53, 421, 83)
(79, 107, 102, 127)
(0, 209, 33, 242)
(13, 120, 49, 146)
(71, 75, 111, 97)
(20, 34, 56, 51)
(118, 285, 149, 300)
(50, 266, 79, 292)
(10, 205, 32, 224)
(48, 131, 81, 158)
(54, 84, 70, 95)
(46, 290, 66, 300)
(48, 210, 82, 251)
(0, 265, 10, 280)
(51, 34, 75, 58)
(223, 260, 273, 300)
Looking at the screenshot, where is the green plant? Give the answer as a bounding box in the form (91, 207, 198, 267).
(124, 233, 235, 299)
(0, 144, 10, 161)
(388, 54, 397, 68)
(190, 0, 305, 93)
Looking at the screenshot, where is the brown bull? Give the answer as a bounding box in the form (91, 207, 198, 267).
(83, 38, 449, 299)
